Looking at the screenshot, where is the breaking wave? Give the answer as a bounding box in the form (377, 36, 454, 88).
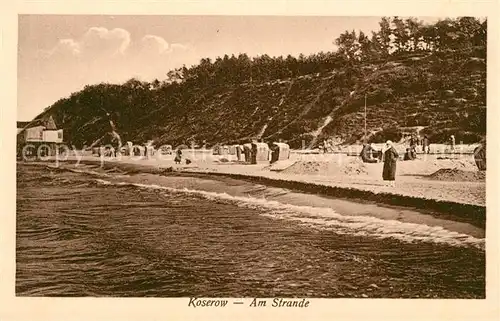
(94, 179, 485, 250)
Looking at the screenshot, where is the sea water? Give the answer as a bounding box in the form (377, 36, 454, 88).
(16, 164, 485, 298)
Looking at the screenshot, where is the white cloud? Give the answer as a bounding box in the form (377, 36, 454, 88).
(59, 39, 81, 55)
(81, 27, 131, 56)
(140, 34, 189, 55)
(38, 28, 190, 63)
(23, 27, 195, 116)
(129, 34, 193, 80)
(141, 35, 170, 54)
(37, 38, 81, 58)
(39, 27, 131, 59)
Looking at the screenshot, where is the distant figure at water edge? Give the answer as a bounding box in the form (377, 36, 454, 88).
(449, 135, 456, 152)
(382, 140, 398, 187)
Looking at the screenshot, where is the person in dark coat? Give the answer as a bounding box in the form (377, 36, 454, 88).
(174, 149, 182, 164)
(404, 145, 417, 160)
(383, 140, 399, 187)
(409, 135, 415, 147)
(474, 141, 486, 171)
(360, 143, 379, 163)
(403, 148, 412, 161)
(410, 145, 417, 159)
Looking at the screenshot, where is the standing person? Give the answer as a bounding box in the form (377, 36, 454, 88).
(410, 145, 417, 159)
(323, 140, 328, 153)
(174, 148, 182, 164)
(449, 135, 456, 152)
(474, 139, 486, 171)
(409, 135, 415, 148)
(409, 135, 417, 155)
(403, 148, 412, 161)
(383, 140, 399, 187)
(422, 135, 430, 154)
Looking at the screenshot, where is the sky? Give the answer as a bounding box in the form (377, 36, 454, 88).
(17, 15, 439, 121)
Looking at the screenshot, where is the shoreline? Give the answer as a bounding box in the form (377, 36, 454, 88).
(19, 157, 486, 229)
(179, 170, 485, 228)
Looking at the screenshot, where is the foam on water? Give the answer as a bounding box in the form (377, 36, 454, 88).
(94, 178, 485, 250)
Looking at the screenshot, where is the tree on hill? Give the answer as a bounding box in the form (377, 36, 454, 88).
(405, 17, 424, 51)
(335, 30, 361, 61)
(391, 16, 410, 53)
(36, 16, 487, 148)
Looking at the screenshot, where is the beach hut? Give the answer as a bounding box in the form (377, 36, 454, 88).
(213, 145, 229, 156)
(228, 145, 237, 155)
(158, 145, 173, 155)
(144, 140, 155, 158)
(243, 143, 252, 163)
(99, 146, 115, 157)
(270, 142, 290, 163)
(121, 141, 133, 156)
(132, 145, 145, 156)
(250, 142, 270, 164)
(234, 144, 244, 161)
(144, 144, 155, 158)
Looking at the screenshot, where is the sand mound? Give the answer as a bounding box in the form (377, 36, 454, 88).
(284, 161, 328, 175)
(343, 158, 369, 175)
(427, 168, 485, 182)
(282, 158, 368, 176)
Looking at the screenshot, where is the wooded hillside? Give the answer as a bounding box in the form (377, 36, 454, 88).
(34, 17, 487, 149)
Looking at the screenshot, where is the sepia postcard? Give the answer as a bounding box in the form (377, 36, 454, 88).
(1, 0, 499, 321)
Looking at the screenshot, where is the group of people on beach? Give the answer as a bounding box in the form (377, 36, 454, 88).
(404, 133, 457, 158)
(405, 134, 431, 156)
(363, 133, 462, 187)
(173, 148, 192, 165)
(360, 133, 430, 165)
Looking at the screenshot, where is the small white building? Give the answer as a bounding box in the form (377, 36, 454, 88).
(17, 116, 64, 157)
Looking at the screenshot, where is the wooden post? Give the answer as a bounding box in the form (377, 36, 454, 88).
(364, 94, 367, 142)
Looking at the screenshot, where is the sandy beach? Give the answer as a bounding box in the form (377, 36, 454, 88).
(34, 147, 485, 226)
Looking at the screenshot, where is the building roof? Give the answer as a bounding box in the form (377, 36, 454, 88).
(17, 121, 31, 128)
(17, 116, 59, 137)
